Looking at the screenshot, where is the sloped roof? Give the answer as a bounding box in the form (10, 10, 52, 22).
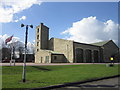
(90, 40, 111, 46)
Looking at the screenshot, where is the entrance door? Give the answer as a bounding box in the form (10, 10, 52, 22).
(45, 56, 49, 63)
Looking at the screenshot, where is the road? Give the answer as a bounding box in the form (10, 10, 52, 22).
(53, 77, 120, 90)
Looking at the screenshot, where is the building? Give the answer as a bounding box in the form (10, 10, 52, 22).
(16, 54, 34, 62)
(1, 48, 11, 62)
(35, 23, 119, 63)
(0, 47, 35, 63)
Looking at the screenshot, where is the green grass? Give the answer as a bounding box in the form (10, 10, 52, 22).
(2, 64, 119, 88)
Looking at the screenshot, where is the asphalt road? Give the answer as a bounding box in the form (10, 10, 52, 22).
(53, 77, 120, 90)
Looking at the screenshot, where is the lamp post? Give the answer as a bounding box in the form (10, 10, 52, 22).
(21, 24, 33, 82)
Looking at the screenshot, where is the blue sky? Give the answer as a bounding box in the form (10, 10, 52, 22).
(1, 2, 118, 45)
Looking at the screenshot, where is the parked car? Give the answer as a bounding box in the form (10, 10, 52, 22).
(2, 59, 11, 63)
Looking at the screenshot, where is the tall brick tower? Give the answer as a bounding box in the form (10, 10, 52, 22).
(35, 23, 49, 52)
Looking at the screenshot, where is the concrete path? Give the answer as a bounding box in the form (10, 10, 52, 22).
(1, 63, 119, 66)
(53, 77, 120, 90)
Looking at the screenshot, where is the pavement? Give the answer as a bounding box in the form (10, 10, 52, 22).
(52, 77, 120, 90)
(1, 63, 120, 66)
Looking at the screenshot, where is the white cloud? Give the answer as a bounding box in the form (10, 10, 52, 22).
(27, 42, 35, 54)
(0, 34, 20, 45)
(61, 16, 118, 44)
(20, 16, 26, 20)
(0, 34, 8, 42)
(0, 0, 42, 23)
(0, 34, 35, 54)
(14, 16, 26, 22)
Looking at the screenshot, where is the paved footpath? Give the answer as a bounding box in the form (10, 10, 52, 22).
(1, 63, 119, 66)
(1, 63, 96, 66)
(53, 77, 120, 90)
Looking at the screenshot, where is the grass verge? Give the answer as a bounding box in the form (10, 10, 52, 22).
(2, 64, 119, 88)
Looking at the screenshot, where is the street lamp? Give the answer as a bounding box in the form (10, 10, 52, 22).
(21, 24, 33, 82)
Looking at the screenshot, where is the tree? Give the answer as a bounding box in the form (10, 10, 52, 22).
(18, 47, 24, 55)
(1, 48, 11, 60)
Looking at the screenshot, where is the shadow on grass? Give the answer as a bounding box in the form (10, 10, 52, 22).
(18, 80, 49, 84)
(31, 66, 52, 71)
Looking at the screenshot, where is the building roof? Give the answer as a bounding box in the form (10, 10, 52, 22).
(74, 41, 100, 47)
(40, 50, 63, 55)
(50, 51, 63, 55)
(90, 40, 111, 46)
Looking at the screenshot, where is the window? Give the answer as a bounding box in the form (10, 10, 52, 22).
(54, 56, 57, 60)
(37, 28, 39, 33)
(37, 42, 39, 46)
(40, 57, 43, 63)
(37, 49, 39, 52)
(37, 35, 39, 39)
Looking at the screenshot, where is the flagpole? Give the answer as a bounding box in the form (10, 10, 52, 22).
(5, 35, 13, 66)
(10, 44, 13, 66)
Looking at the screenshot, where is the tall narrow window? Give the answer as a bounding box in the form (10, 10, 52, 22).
(37, 35, 39, 39)
(37, 42, 39, 46)
(37, 49, 39, 52)
(54, 56, 57, 60)
(37, 28, 39, 33)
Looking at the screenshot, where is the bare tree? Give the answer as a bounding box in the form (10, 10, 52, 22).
(18, 47, 24, 55)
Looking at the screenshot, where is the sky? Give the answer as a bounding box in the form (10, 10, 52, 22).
(0, 0, 119, 47)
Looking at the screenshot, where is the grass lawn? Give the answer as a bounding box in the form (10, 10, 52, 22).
(2, 64, 119, 89)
